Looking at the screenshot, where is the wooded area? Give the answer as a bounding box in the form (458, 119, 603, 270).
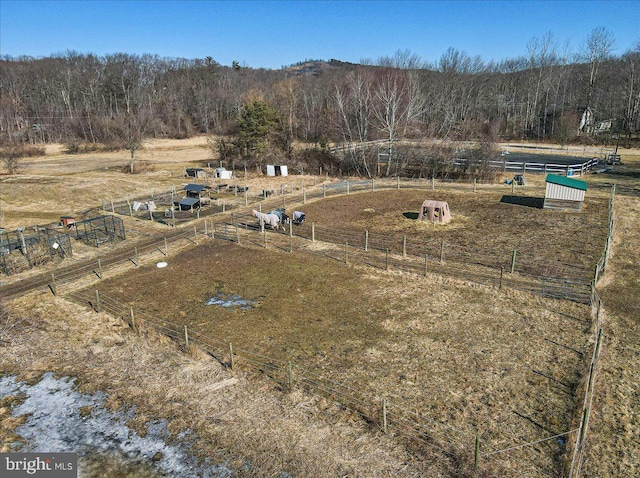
(1, 28, 638, 176)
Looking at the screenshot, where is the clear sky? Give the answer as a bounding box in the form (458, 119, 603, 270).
(1, 0, 638, 68)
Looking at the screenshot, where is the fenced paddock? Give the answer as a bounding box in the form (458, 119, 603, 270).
(4, 174, 612, 476)
(11, 186, 610, 476)
(73, 215, 126, 247)
(0, 227, 72, 275)
(67, 240, 596, 477)
(219, 186, 609, 303)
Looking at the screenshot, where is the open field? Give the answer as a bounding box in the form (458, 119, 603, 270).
(1, 138, 639, 477)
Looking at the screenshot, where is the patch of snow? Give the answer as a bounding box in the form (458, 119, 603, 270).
(205, 293, 257, 310)
(0, 373, 231, 478)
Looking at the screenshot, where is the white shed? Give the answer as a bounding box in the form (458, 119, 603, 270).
(543, 174, 587, 211)
(214, 167, 233, 180)
(266, 165, 288, 177)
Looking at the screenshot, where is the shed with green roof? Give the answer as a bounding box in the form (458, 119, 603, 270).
(543, 174, 588, 211)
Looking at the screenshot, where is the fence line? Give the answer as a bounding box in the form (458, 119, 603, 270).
(3, 178, 616, 477)
(218, 216, 594, 304)
(566, 186, 614, 477)
(63, 286, 586, 477)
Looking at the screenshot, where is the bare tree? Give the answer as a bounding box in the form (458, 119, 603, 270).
(581, 27, 616, 108)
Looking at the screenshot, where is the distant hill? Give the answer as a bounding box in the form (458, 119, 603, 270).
(283, 59, 357, 76)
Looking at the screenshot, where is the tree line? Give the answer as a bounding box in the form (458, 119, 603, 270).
(1, 28, 638, 176)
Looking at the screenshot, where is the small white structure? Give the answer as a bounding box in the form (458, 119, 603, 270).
(543, 174, 587, 211)
(266, 165, 288, 177)
(214, 167, 233, 180)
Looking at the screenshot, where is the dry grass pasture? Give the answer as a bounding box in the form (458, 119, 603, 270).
(90, 240, 591, 476)
(1, 138, 639, 477)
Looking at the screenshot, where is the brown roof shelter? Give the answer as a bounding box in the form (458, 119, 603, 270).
(418, 200, 451, 224)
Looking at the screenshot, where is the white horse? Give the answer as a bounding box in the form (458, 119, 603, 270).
(252, 210, 281, 230)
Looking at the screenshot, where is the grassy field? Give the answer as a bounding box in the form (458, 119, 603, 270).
(89, 235, 593, 476)
(1, 139, 638, 477)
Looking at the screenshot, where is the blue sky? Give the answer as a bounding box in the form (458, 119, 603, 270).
(1, 1, 638, 68)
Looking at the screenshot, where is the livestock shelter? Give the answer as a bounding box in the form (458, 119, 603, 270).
(418, 200, 451, 224)
(183, 184, 211, 204)
(214, 167, 233, 179)
(266, 165, 288, 177)
(73, 215, 126, 247)
(185, 168, 206, 179)
(543, 174, 587, 211)
(178, 197, 201, 211)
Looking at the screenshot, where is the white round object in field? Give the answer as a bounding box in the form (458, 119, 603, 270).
(156, 261, 168, 268)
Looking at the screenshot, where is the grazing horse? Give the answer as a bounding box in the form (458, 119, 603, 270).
(252, 209, 281, 230)
(268, 208, 290, 230)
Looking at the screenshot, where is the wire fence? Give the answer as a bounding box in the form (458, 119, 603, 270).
(566, 186, 614, 477)
(63, 285, 587, 477)
(3, 177, 616, 477)
(11, 197, 611, 477)
(213, 214, 594, 304)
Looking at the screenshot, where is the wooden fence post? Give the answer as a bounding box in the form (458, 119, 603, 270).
(95, 290, 101, 313)
(323, 184, 326, 198)
(511, 249, 517, 273)
(244, 189, 248, 206)
(263, 229, 267, 248)
(402, 236, 407, 258)
(365, 230, 369, 251)
(473, 178, 477, 193)
(303, 187, 307, 204)
(440, 240, 445, 263)
(164, 237, 168, 256)
(396, 176, 400, 189)
(287, 361, 293, 391)
(431, 177, 435, 190)
(50, 272, 56, 295)
(382, 397, 388, 433)
(98, 259, 102, 279)
(130, 307, 136, 332)
(229, 343, 234, 371)
(184, 325, 189, 348)
(371, 178, 375, 191)
(311, 222, 315, 242)
(474, 435, 480, 471)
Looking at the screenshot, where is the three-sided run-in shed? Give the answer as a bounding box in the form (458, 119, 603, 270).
(543, 174, 588, 211)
